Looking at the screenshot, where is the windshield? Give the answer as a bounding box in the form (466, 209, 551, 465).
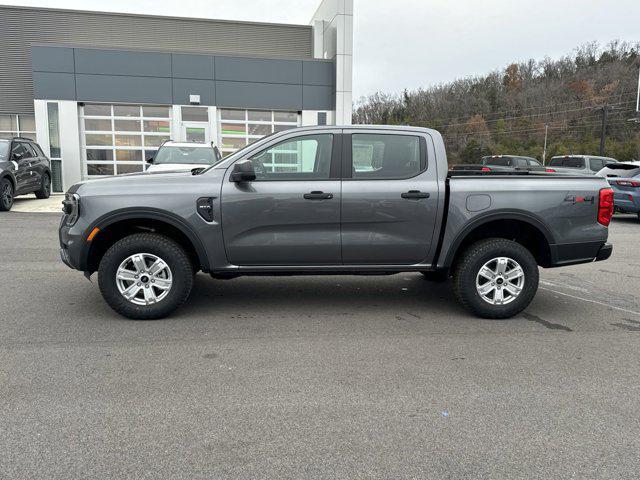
(0, 139, 9, 161)
(154, 146, 216, 165)
(549, 157, 585, 168)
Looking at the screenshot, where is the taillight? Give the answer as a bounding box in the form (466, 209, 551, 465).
(598, 188, 614, 227)
(481, 167, 491, 172)
(615, 180, 640, 187)
(545, 168, 556, 173)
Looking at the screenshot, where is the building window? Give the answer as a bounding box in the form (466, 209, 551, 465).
(47, 103, 63, 192)
(0, 114, 36, 140)
(218, 109, 300, 156)
(81, 103, 171, 177)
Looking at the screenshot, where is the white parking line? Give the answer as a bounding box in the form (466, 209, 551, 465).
(539, 287, 640, 316)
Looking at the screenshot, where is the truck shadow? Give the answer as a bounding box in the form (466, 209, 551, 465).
(179, 273, 462, 318)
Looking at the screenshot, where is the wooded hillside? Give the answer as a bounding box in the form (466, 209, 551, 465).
(353, 41, 640, 164)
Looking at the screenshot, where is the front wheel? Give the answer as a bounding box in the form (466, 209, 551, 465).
(98, 233, 194, 319)
(452, 238, 539, 319)
(0, 178, 14, 211)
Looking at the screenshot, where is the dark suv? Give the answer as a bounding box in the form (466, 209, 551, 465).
(0, 137, 52, 211)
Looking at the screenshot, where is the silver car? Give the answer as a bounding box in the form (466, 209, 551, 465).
(547, 155, 618, 175)
(597, 161, 640, 220)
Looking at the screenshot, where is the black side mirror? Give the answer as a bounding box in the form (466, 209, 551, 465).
(213, 146, 222, 162)
(146, 156, 154, 164)
(230, 160, 256, 182)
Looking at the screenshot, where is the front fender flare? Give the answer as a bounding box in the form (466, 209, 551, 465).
(82, 207, 210, 272)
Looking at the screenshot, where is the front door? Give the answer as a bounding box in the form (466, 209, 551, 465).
(181, 122, 210, 144)
(10, 141, 36, 193)
(221, 132, 341, 266)
(340, 130, 440, 265)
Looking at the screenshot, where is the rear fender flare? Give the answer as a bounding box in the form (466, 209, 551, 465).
(440, 210, 556, 269)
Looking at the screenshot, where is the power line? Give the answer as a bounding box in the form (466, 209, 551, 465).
(436, 100, 637, 128)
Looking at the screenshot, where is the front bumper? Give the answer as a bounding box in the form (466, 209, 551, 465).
(59, 216, 87, 271)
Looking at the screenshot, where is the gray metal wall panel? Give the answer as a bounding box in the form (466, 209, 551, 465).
(172, 79, 216, 105)
(74, 48, 172, 77)
(0, 5, 313, 114)
(31, 46, 75, 73)
(215, 56, 302, 84)
(30, 45, 335, 111)
(303, 61, 334, 86)
(216, 81, 302, 110)
(303, 85, 335, 110)
(32, 72, 76, 100)
(172, 54, 215, 79)
(75, 74, 173, 104)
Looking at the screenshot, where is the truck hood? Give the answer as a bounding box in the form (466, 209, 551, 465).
(70, 168, 222, 196)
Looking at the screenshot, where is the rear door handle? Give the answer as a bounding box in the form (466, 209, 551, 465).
(401, 190, 430, 199)
(304, 191, 333, 200)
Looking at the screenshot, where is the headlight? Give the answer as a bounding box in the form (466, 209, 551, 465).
(62, 193, 80, 226)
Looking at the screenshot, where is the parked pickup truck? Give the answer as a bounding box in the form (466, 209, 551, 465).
(451, 155, 549, 173)
(59, 126, 614, 320)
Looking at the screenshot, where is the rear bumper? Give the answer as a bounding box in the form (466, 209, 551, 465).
(549, 241, 612, 267)
(595, 243, 613, 262)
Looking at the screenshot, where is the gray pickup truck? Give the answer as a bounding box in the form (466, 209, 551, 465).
(59, 126, 614, 320)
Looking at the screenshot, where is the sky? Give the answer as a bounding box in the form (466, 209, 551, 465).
(5, 0, 640, 101)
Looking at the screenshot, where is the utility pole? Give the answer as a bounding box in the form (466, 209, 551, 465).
(596, 105, 615, 156)
(599, 106, 608, 156)
(542, 123, 548, 164)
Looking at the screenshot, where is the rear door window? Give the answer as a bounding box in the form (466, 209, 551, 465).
(351, 134, 423, 179)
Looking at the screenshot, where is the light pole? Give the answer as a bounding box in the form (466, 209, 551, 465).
(542, 123, 548, 164)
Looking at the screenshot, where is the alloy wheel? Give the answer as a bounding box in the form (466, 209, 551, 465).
(475, 256, 525, 305)
(115, 253, 173, 306)
(1, 183, 12, 209)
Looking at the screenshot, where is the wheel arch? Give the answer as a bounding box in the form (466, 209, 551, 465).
(441, 211, 555, 269)
(1, 172, 16, 191)
(83, 208, 210, 274)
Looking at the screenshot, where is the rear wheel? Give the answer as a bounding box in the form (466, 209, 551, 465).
(452, 238, 538, 319)
(34, 173, 51, 199)
(0, 178, 14, 211)
(98, 233, 194, 319)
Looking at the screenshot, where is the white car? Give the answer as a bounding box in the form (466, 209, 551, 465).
(146, 141, 222, 172)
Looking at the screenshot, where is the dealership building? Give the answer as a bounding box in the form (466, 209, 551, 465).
(0, 1, 353, 192)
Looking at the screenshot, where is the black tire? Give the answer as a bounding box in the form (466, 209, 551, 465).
(452, 238, 539, 319)
(98, 233, 194, 320)
(420, 270, 449, 282)
(0, 178, 14, 211)
(34, 173, 51, 199)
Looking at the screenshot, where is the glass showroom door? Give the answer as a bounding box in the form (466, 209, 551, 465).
(181, 122, 210, 144)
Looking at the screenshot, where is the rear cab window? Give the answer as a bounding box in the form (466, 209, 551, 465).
(549, 156, 585, 169)
(483, 157, 512, 167)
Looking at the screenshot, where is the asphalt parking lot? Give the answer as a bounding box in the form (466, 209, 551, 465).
(1, 212, 639, 479)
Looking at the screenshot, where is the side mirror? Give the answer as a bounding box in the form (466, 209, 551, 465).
(213, 145, 222, 162)
(146, 156, 154, 164)
(12, 152, 23, 161)
(230, 160, 256, 182)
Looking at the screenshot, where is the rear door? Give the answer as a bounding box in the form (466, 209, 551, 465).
(340, 129, 439, 264)
(220, 130, 342, 265)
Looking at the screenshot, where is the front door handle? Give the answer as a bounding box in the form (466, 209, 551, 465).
(401, 190, 430, 199)
(304, 191, 333, 200)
